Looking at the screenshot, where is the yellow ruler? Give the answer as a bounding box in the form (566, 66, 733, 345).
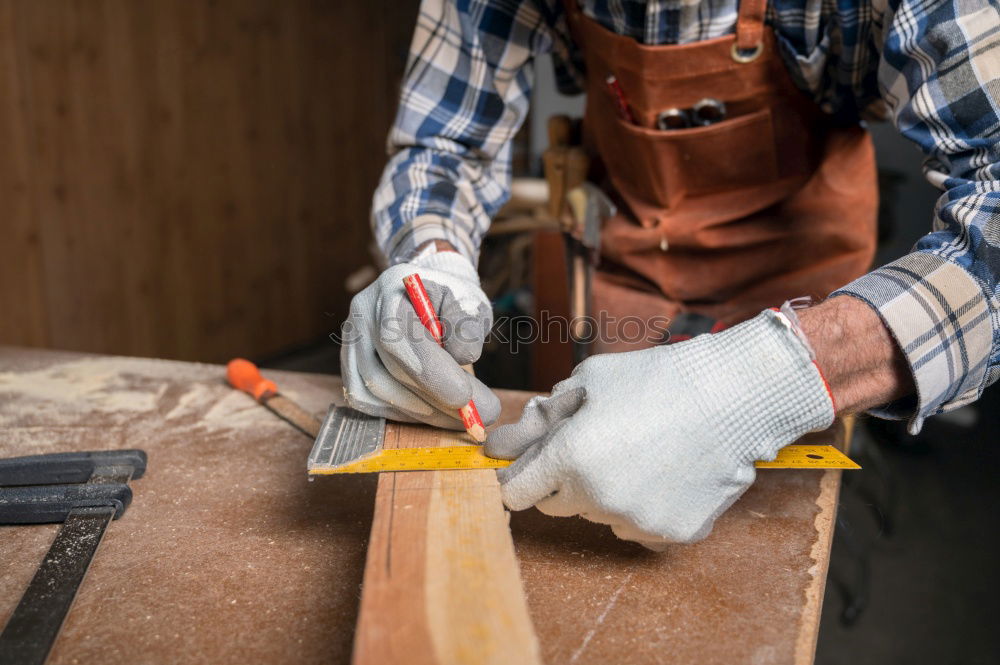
(308, 443, 859, 475)
(754, 445, 860, 469)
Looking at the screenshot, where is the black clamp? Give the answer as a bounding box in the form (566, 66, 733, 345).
(0, 450, 148, 524)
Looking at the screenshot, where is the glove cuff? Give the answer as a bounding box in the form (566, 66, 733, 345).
(410, 244, 480, 284)
(679, 309, 836, 464)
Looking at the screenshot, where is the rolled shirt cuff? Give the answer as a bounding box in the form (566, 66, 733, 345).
(830, 252, 995, 433)
(381, 214, 478, 265)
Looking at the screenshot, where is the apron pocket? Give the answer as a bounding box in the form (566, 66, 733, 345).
(602, 108, 780, 218)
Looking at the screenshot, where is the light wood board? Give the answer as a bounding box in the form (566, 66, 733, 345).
(352, 422, 542, 665)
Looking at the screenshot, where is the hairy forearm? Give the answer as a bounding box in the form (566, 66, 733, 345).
(798, 296, 915, 414)
(413, 239, 460, 256)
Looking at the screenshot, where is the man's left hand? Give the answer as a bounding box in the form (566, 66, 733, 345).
(485, 309, 836, 548)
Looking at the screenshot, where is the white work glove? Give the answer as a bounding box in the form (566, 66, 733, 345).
(341, 247, 500, 429)
(485, 309, 835, 549)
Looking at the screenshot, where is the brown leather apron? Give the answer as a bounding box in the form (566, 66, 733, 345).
(563, 0, 878, 353)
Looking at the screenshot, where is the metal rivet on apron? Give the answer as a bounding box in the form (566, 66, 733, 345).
(730, 41, 763, 63)
(660, 237, 669, 252)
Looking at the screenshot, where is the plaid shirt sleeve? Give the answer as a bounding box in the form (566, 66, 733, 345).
(371, 0, 569, 264)
(832, 0, 1000, 432)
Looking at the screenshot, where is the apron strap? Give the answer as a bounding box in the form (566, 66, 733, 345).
(734, 0, 767, 60)
(563, 0, 767, 62)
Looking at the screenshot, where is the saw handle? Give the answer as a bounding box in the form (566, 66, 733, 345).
(227, 358, 278, 402)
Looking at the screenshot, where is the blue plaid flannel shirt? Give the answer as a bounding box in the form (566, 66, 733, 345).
(371, 0, 1000, 431)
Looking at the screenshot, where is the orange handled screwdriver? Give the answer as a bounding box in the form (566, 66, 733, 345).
(402, 274, 487, 443)
(226, 358, 322, 439)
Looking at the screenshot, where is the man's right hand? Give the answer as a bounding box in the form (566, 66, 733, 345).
(340, 246, 500, 430)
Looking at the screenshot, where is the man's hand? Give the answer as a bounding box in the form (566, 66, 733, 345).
(340, 245, 500, 429)
(485, 309, 836, 548)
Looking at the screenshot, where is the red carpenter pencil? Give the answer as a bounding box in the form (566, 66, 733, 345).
(605, 74, 636, 124)
(402, 273, 487, 443)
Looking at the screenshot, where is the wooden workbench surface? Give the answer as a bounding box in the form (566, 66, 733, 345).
(0, 347, 845, 664)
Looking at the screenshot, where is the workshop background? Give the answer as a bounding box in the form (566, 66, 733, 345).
(0, 2, 995, 663)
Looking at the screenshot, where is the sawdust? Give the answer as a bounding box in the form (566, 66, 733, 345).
(164, 382, 217, 420)
(0, 363, 123, 403)
(569, 571, 634, 663)
(0, 355, 308, 433)
(201, 391, 285, 428)
(166, 382, 308, 429)
(0, 358, 164, 426)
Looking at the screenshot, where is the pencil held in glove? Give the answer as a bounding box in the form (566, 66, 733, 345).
(403, 273, 487, 443)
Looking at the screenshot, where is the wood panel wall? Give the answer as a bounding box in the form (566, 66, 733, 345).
(0, 0, 418, 362)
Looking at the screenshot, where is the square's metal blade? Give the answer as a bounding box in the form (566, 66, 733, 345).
(307, 406, 385, 473)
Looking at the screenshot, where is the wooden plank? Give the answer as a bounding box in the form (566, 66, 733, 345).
(352, 422, 542, 665)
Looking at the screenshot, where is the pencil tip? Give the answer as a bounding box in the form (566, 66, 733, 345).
(467, 424, 487, 443)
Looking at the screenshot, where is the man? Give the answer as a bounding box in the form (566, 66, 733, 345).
(342, 0, 998, 548)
